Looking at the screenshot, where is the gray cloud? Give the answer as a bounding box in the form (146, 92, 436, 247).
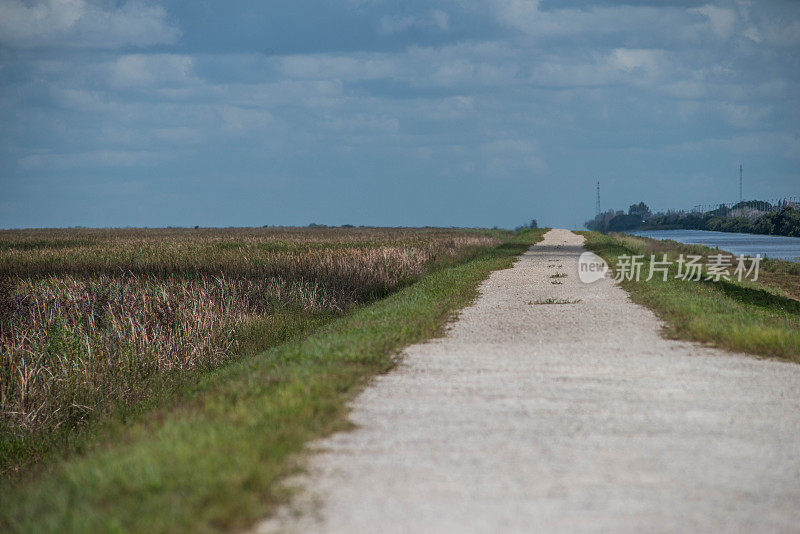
(0, 0, 180, 49)
(1, 0, 798, 228)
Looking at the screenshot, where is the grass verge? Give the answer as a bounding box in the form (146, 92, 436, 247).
(0, 229, 544, 533)
(580, 231, 800, 362)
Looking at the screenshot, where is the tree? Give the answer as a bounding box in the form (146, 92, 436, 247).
(628, 202, 652, 220)
(515, 219, 539, 231)
(608, 214, 644, 231)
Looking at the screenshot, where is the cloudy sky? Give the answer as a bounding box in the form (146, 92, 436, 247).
(1, 0, 798, 229)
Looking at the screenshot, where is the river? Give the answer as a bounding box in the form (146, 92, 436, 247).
(629, 229, 800, 263)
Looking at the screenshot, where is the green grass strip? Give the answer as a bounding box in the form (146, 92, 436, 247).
(581, 231, 800, 362)
(0, 229, 544, 533)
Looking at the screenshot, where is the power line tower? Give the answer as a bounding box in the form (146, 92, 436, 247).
(596, 181, 601, 217)
(739, 163, 743, 204)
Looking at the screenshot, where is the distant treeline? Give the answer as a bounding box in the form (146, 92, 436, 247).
(586, 201, 800, 237)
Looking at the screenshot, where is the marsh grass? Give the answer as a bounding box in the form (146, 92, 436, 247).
(0, 227, 503, 473)
(528, 298, 581, 305)
(581, 232, 800, 362)
(0, 229, 543, 533)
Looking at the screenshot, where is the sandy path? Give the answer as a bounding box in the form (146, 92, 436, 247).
(257, 229, 800, 533)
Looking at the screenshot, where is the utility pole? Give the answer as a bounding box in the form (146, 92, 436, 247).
(739, 163, 743, 204)
(596, 181, 601, 217)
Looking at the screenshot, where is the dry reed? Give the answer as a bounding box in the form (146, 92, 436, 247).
(0, 228, 499, 440)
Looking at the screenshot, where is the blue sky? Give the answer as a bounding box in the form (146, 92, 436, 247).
(1, 0, 798, 229)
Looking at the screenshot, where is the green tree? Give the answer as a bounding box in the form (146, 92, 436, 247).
(628, 202, 652, 220)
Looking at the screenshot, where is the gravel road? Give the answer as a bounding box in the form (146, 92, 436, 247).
(257, 229, 800, 533)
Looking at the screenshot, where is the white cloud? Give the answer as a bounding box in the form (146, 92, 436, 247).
(277, 43, 521, 90)
(153, 127, 203, 143)
(278, 54, 398, 81)
(715, 102, 772, 128)
(378, 9, 450, 35)
(379, 15, 416, 35)
(493, 1, 668, 40)
(607, 49, 662, 74)
(0, 0, 84, 44)
(638, 132, 800, 159)
(324, 113, 399, 133)
(18, 149, 171, 170)
(51, 87, 121, 113)
(492, 0, 541, 30)
(742, 25, 762, 43)
(0, 0, 180, 49)
(219, 106, 273, 134)
(420, 95, 475, 119)
(759, 18, 800, 45)
(489, 0, 768, 49)
(693, 5, 738, 40)
(109, 54, 195, 88)
(4, 3, 798, 184)
(431, 10, 449, 31)
(1, 0, 797, 230)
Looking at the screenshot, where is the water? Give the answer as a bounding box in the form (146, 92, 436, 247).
(629, 229, 800, 263)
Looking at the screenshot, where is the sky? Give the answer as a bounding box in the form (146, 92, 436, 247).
(1, 0, 799, 229)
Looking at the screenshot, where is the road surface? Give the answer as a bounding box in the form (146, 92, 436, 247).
(258, 229, 800, 533)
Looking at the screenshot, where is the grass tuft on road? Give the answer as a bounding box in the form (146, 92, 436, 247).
(0, 229, 544, 533)
(581, 231, 800, 362)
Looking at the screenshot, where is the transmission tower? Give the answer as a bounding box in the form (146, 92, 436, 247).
(596, 181, 601, 216)
(739, 163, 743, 204)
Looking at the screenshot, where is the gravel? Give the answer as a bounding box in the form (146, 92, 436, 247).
(257, 229, 800, 534)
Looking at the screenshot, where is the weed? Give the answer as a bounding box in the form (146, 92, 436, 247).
(581, 231, 800, 362)
(528, 298, 581, 305)
(0, 229, 546, 533)
(0, 227, 506, 473)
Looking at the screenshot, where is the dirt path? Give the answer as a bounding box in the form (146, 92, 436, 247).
(258, 229, 800, 533)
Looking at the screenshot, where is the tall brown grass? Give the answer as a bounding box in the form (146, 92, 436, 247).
(1, 227, 501, 445)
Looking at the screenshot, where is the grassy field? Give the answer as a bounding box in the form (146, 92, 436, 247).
(0, 226, 544, 532)
(581, 231, 800, 362)
(0, 227, 502, 474)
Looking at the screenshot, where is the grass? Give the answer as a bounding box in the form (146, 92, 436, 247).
(0, 228, 545, 533)
(1, 227, 505, 476)
(580, 231, 800, 362)
(528, 298, 581, 305)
